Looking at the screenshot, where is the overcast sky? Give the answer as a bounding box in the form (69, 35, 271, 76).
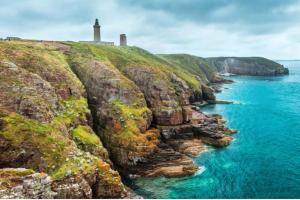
(1, 0, 300, 59)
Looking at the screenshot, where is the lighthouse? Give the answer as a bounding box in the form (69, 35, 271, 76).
(94, 19, 101, 42)
(80, 18, 114, 45)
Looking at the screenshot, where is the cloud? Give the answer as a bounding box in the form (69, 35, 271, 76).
(0, 0, 300, 59)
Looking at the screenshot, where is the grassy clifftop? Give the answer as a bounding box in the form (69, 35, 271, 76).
(66, 43, 205, 92)
(159, 54, 217, 83)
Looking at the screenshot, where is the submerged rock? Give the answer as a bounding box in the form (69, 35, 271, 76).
(168, 139, 206, 157)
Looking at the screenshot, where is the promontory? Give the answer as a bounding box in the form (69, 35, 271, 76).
(0, 41, 288, 198)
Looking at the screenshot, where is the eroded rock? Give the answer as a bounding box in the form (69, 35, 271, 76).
(67, 46, 159, 167)
(0, 168, 56, 199)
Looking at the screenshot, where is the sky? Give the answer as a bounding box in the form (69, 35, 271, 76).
(1, 0, 300, 59)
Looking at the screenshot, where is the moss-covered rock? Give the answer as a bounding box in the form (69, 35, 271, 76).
(65, 42, 160, 167)
(70, 125, 108, 162)
(0, 41, 84, 99)
(67, 43, 197, 126)
(0, 41, 127, 198)
(0, 61, 59, 122)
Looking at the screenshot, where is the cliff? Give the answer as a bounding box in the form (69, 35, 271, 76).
(206, 57, 289, 76)
(159, 54, 223, 83)
(0, 41, 128, 198)
(0, 41, 235, 198)
(158, 54, 234, 94)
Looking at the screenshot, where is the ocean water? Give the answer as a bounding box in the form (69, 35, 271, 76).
(128, 61, 300, 198)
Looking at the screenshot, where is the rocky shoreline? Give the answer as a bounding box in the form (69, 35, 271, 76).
(125, 108, 236, 179)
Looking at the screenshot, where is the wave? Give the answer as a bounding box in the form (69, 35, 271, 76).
(194, 166, 206, 176)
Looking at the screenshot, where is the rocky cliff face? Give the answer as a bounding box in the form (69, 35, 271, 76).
(206, 57, 289, 76)
(0, 41, 235, 199)
(63, 43, 235, 179)
(66, 43, 159, 168)
(0, 41, 128, 198)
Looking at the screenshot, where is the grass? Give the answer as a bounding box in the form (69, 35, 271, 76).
(93, 45, 202, 91)
(0, 168, 35, 177)
(159, 54, 216, 82)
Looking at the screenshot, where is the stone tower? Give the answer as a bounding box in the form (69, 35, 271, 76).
(120, 34, 127, 46)
(94, 19, 101, 42)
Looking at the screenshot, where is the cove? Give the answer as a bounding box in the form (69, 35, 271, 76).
(128, 61, 300, 198)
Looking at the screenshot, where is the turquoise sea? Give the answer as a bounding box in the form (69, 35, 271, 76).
(129, 61, 300, 198)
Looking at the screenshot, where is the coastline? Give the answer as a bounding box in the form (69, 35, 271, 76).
(0, 40, 288, 199)
(123, 79, 237, 181)
(129, 64, 299, 199)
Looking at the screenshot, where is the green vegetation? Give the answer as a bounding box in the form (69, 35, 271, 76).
(71, 125, 101, 145)
(66, 42, 141, 92)
(0, 168, 35, 177)
(112, 99, 150, 119)
(64, 42, 160, 164)
(0, 111, 107, 181)
(1, 112, 71, 171)
(110, 99, 151, 140)
(0, 41, 129, 190)
(0, 41, 85, 97)
(94, 45, 202, 90)
(50, 152, 98, 180)
(66, 42, 204, 91)
(0, 41, 110, 181)
(54, 97, 90, 127)
(159, 54, 216, 82)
